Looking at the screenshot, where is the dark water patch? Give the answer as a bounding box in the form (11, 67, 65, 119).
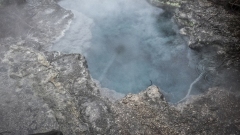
(51, 0, 229, 103)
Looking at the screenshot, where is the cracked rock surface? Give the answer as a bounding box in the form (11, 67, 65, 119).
(0, 0, 239, 135)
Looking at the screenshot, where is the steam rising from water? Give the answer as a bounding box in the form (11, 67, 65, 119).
(51, 0, 203, 102)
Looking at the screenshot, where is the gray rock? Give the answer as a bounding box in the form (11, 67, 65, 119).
(0, 0, 239, 135)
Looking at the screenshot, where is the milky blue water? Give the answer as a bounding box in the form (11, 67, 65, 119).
(51, 0, 202, 102)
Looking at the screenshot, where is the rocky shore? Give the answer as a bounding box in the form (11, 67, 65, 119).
(0, 0, 239, 134)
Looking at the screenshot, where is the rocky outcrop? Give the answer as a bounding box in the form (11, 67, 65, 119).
(149, 0, 240, 70)
(112, 86, 240, 134)
(147, 0, 183, 8)
(1, 44, 118, 134)
(176, 0, 239, 49)
(0, 1, 116, 134)
(176, 0, 240, 71)
(0, 0, 239, 135)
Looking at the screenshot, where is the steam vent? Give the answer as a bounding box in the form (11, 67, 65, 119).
(0, 0, 240, 134)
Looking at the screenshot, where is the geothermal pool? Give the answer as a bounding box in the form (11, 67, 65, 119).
(51, 0, 204, 102)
